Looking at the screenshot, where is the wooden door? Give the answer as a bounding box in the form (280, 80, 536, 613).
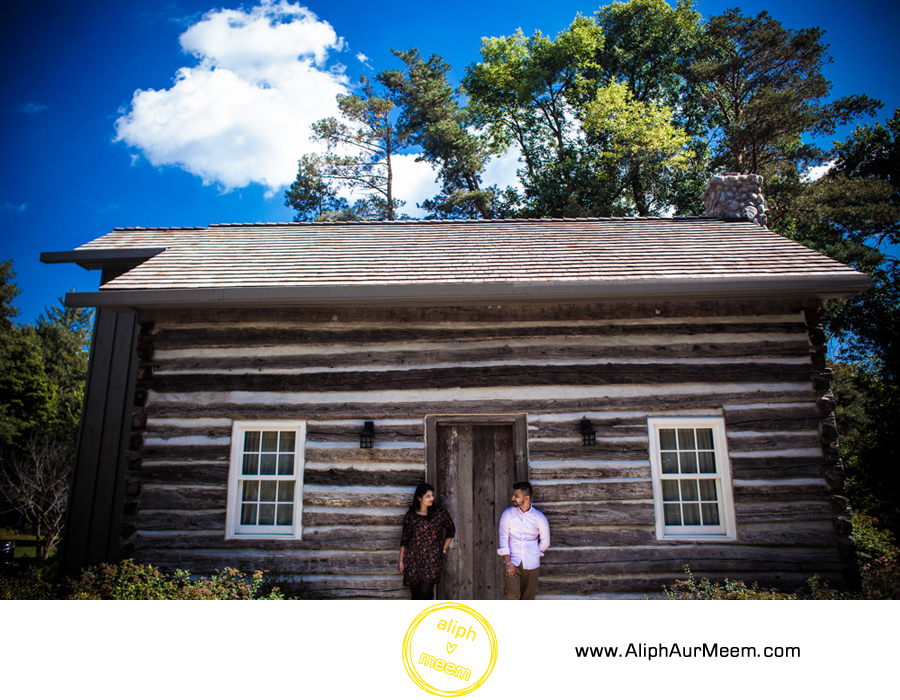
(435, 424, 515, 600)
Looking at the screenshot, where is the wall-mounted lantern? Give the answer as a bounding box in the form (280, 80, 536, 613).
(360, 421, 375, 449)
(580, 417, 596, 447)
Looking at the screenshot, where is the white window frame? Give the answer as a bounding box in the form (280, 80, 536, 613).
(226, 421, 306, 540)
(647, 417, 736, 541)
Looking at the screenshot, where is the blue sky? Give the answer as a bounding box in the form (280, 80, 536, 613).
(2, 0, 898, 324)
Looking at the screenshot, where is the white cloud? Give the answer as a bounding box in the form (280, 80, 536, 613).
(391, 154, 440, 217)
(482, 146, 523, 194)
(355, 52, 370, 65)
(803, 161, 835, 183)
(114, 1, 349, 193)
(1, 201, 28, 213)
(18, 103, 49, 114)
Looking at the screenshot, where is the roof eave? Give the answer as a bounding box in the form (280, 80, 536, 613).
(40, 248, 167, 271)
(64, 273, 873, 311)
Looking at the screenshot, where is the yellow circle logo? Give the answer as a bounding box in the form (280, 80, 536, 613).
(402, 603, 498, 696)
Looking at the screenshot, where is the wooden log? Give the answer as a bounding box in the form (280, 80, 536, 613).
(726, 432, 822, 451)
(536, 480, 653, 502)
(736, 528, 839, 547)
(155, 339, 812, 374)
(151, 321, 808, 350)
(130, 548, 396, 575)
(530, 462, 650, 480)
(733, 481, 832, 502)
(303, 486, 413, 508)
(143, 388, 817, 421)
(551, 527, 656, 547)
(145, 298, 811, 327)
(528, 443, 649, 461)
(734, 501, 837, 522)
(127, 526, 402, 551)
(529, 422, 647, 439)
(129, 462, 228, 486)
(303, 466, 423, 487)
(142, 361, 814, 394)
(305, 446, 424, 464)
(538, 501, 655, 527)
(139, 485, 227, 510)
(132, 509, 227, 531)
(302, 506, 406, 528)
(729, 456, 835, 480)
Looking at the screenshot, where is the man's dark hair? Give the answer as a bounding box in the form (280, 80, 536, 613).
(513, 481, 532, 498)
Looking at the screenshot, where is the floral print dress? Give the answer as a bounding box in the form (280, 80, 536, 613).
(400, 507, 456, 587)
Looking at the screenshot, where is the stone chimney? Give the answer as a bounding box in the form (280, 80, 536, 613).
(700, 173, 767, 227)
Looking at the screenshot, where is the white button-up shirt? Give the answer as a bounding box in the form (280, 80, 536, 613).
(497, 505, 550, 570)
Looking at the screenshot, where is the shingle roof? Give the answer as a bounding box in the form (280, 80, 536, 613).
(54, 218, 871, 308)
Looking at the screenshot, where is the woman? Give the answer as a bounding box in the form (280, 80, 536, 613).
(398, 483, 455, 600)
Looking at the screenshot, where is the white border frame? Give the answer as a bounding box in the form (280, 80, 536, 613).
(647, 416, 736, 541)
(226, 420, 306, 540)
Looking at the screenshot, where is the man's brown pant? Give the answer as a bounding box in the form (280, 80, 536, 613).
(504, 563, 540, 600)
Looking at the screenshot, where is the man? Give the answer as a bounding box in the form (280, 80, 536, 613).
(497, 481, 550, 600)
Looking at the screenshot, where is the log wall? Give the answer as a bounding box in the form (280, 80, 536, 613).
(121, 299, 853, 598)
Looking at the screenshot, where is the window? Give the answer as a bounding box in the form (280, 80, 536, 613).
(647, 417, 735, 540)
(226, 421, 305, 539)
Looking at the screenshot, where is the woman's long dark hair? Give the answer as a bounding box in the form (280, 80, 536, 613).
(409, 482, 435, 514)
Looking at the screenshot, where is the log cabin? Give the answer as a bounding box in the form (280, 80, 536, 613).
(43, 175, 871, 598)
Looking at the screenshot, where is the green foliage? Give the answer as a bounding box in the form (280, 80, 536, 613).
(583, 81, 694, 214)
(67, 560, 285, 600)
(379, 48, 495, 219)
(0, 325, 55, 447)
(308, 78, 408, 221)
(664, 567, 851, 600)
(664, 567, 798, 599)
(0, 564, 56, 600)
(693, 8, 881, 175)
(284, 154, 351, 222)
(859, 556, 900, 600)
(852, 512, 899, 565)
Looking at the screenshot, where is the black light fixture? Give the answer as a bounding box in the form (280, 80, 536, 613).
(580, 416, 596, 447)
(360, 421, 375, 449)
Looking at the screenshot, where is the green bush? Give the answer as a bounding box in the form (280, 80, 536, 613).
(68, 560, 284, 600)
(0, 564, 56, 600)
(663, 567, 847, 600)
(852, 512, 899, 564)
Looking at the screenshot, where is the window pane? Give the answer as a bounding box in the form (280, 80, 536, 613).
(241, 481, 259, 502)
(242, 454, 259, 476)
(699, 480, 718, 501)
(260, 453, 277, 475)
(701, 503, 720, 525)
(261, 431, 279, 452)
(680, 479, 699, 502)
(696, 428, 714, 450)
(260, 481, 277, 503)
(679, 452, 697, 473)
(276, 504, 293, 526)
(698, 452, 716, 473)
(664, 504, 681, 526)
(683, 503, 701, 525)
(279, 431, 295, 452)
(278, 481, 294, 503)
(661, 452, 679, 474)
(659, 429, 677, 451)
(241, 503, 257, 526)
(278, 454, 294, 476)
(677, 428, 695, 450)
(662, 480, 679, 502)
(243, 431, 260, 452)
(258, 504, 276, 526)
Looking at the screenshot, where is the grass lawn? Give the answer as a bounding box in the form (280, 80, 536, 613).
(0, 528, 57, 560)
